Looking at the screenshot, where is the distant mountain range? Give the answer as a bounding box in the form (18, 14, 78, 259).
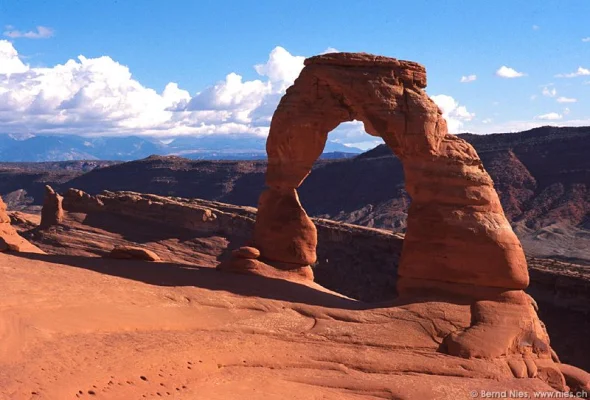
(0, 134, 362, 162)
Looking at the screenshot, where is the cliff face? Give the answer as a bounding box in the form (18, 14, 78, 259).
(61, 189, 404, 302)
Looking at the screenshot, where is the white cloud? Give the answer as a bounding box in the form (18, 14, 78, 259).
(495, 66, 526, 78)
(253, 46, 305, 91)
(0, 40, 309, 137)
(186, 73, 271, 114)
(431, 94, 475, 133)
(542, 86, 557, 97)
(3, 25, 54, 39)
(563, 107, 571, 115)
(328, 120, 373, 147)
(344, 140, 383, 150)
(556, 96, 577, 103)
(460, 74, 477, 83)
(0, 40, 29, 74)
(555, 66, 590, 78)
(532, 25, 540, 30)
(530, 95, 537, 100)
(321, 47, 339, 54)
(0, 40, 423, 148)
(3, 39, 589, 145)
(535, 112, 562, 121)
(582, 37, 590, 42)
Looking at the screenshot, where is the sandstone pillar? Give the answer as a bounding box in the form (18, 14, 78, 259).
(40, 185, 64, 229)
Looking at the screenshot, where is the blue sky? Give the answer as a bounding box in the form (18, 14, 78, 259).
(0, 0, 589, 149)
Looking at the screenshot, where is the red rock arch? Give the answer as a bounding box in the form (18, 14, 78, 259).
(237, 53, 529, 291)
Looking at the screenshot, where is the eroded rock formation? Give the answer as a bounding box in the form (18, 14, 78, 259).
(238, 52, 528, 291)
(217, 52, 565, 382)
(61, 189, 401, 288)
(40, 185, 64, 228)
(0, 195, 44, 253)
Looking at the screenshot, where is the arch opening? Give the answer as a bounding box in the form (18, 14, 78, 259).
(298, 120, 404, 232)
(291, 120, 405, 301)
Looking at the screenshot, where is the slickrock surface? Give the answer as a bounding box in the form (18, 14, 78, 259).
(3, 189, 590, 398)
(39, 185, 64, 228)
(2, 251, 589, 400)
(0, 195, 43, 253)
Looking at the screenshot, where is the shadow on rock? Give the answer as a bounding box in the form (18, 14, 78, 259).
(11, 252, 366, 310)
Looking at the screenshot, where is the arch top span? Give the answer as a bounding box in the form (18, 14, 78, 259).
(304, 52, 427, 88)
(266, 52, 447, 190)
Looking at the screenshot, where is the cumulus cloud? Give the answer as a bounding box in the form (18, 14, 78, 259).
(460, 74, 476, 83)
(0, 40, 311, 137)
(253, 46, 305, 91)
(555, 66, 590, 78)
(12, 39, 588, 148)
(0, 41, 476, 148)
(3, 25, 54, 39)
(186, 73, 270, 114)
(0, 41, 382, 146)
(495, 66, 526, 78)
(535, 112, 562, 120)
(431, 94, 475, 133)
(0, 40, 29, 74)
(556, 96, 577, 103)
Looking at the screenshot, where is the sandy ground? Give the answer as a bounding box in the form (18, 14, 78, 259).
(1, 250, 565, 400)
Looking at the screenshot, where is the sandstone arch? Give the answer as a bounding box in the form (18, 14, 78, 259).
(226, 52, 529, 292)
